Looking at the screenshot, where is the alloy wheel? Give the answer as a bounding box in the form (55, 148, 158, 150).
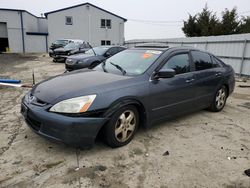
(215, 88, 226, 109)
(115, 110, 136, 142)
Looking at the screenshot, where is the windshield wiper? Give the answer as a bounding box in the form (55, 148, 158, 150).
(110, 62, 126, 75)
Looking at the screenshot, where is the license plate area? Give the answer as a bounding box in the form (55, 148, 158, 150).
(21, 103, 28, 118)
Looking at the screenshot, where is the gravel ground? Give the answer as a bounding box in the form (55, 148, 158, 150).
(0, 53, 250, 188)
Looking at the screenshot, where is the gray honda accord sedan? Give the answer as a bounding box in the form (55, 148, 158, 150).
(21, 46, 235, 148)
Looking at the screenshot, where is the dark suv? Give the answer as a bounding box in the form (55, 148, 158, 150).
(49, 39, 72, 57)
(52, 41, 90, 62)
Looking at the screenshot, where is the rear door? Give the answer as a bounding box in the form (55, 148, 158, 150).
(149, 50, 197, 121)
(190, 51, 223, 108)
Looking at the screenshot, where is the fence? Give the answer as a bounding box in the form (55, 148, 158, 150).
(125, 33, 250, 76)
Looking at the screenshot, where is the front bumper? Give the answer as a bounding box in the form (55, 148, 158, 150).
(21, 97, 109, 148)
(65, 63, 87, 71)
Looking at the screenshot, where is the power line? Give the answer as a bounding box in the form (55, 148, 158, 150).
(128, 18, 183, 24)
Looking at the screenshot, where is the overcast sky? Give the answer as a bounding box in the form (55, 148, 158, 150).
(0, 0, 249, 40)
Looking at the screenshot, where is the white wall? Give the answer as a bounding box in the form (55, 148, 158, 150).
(0, 10, 48, 53)
(47, 4, 125, 47)
(25, 35, 47, 52)
(0, 10, 23, 52)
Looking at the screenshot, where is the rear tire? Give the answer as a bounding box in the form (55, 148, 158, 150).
(104, 105, 139, 148)
(209, 85, 228, 112)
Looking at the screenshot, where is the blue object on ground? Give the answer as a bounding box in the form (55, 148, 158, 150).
(0, 79, 21, 84)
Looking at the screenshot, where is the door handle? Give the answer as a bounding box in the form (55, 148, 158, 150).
(215, 73, 222, 77)
(186, 78, 195, 83)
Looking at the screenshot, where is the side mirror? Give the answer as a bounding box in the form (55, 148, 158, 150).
(153, 68, 175, 79)
(105, 52, 111, 57)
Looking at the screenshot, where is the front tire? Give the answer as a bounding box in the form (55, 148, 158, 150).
(104, 105, 139, 148)
(209, 85, 228, 112)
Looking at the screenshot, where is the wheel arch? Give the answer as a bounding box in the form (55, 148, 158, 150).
(103, 97, 148, 128)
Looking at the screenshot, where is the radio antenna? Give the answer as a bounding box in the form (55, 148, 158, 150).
(32, 69, 35, 85)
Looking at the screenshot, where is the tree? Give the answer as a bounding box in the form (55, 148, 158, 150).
(182, 15, 201, 37)
(237, 16, 250, 33)
(182, 5, 220, 37)
(196, 5, 220, 36)
(182, 5, 250, 37)
(220, 8, 240, 35)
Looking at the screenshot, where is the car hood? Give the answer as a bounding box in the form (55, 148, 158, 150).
(54, 47, 73, 52)
(68, 53, 97, 61)
(31, 70, 131, 104)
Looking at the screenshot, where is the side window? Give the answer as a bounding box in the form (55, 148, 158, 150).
(191, 51, 213, 71)
(212, 56, 223, 67)
(107, 48, 118, 56)
(118, 47, 125, 52)
(162, 53, 190, 75)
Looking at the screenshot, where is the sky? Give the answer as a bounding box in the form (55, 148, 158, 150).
(0, 0, 250, 40)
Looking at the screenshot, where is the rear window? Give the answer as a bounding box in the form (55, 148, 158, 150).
(191, 51, 214, 71)
(54, 40, 68, 45)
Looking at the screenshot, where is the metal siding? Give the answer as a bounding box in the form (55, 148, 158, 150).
(125, 33, 250, 76)
(0, 22, 8, 38)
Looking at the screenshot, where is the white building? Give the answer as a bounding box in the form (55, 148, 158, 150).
(45, 3, 127, 47)
(0, 8, 48, 53)
(0, 3, 126, 53)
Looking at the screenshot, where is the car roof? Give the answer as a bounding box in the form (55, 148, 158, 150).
(133, 44, 207, 53)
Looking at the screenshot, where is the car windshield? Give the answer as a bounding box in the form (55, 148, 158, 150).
(54, 40, 68, 45)
(64, 43, 80, 49)
(94, 49, 162, 76)
(85, 47, 109, 56)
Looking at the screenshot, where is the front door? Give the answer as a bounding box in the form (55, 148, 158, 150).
(149, 52, 197, 122)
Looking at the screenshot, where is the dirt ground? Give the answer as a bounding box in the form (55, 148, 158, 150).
(0, 53, 250, 188)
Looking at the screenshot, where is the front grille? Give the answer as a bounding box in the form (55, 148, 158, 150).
(27, 93, 47, 107)
(55, 51, 68, 56)
(27, 115, 41, 131)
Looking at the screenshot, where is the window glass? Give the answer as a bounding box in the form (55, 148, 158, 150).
(101, 19, 112, 28)
(94, 49, 162, 76)
(162, 54, 190, 74)
(107, 47, 118, 56)
(101, 19, 105, 27)
(191, 51, 213, 71)
(101, 40, 106, 46)
(212, 56, 223, 67)
(85, 47, 109, 55)
(106, 20, 111, 28)
(65, 16, 73, 25)
(106, 41, 111, 45)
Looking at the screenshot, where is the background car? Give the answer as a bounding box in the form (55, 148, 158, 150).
(65, 46, 126, 71)
(49, 39, 71, 57)
(52, 40, 90, 62)
(21, 45, 235, 148)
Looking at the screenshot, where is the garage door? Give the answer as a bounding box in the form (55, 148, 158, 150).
(0, 22, 9, 52)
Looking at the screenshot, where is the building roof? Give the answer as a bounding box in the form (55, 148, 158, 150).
(44, 2, 127, 22)
(0, 8, 46, 19)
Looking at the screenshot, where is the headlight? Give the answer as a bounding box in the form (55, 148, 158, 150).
(50, 95, 96, 113)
